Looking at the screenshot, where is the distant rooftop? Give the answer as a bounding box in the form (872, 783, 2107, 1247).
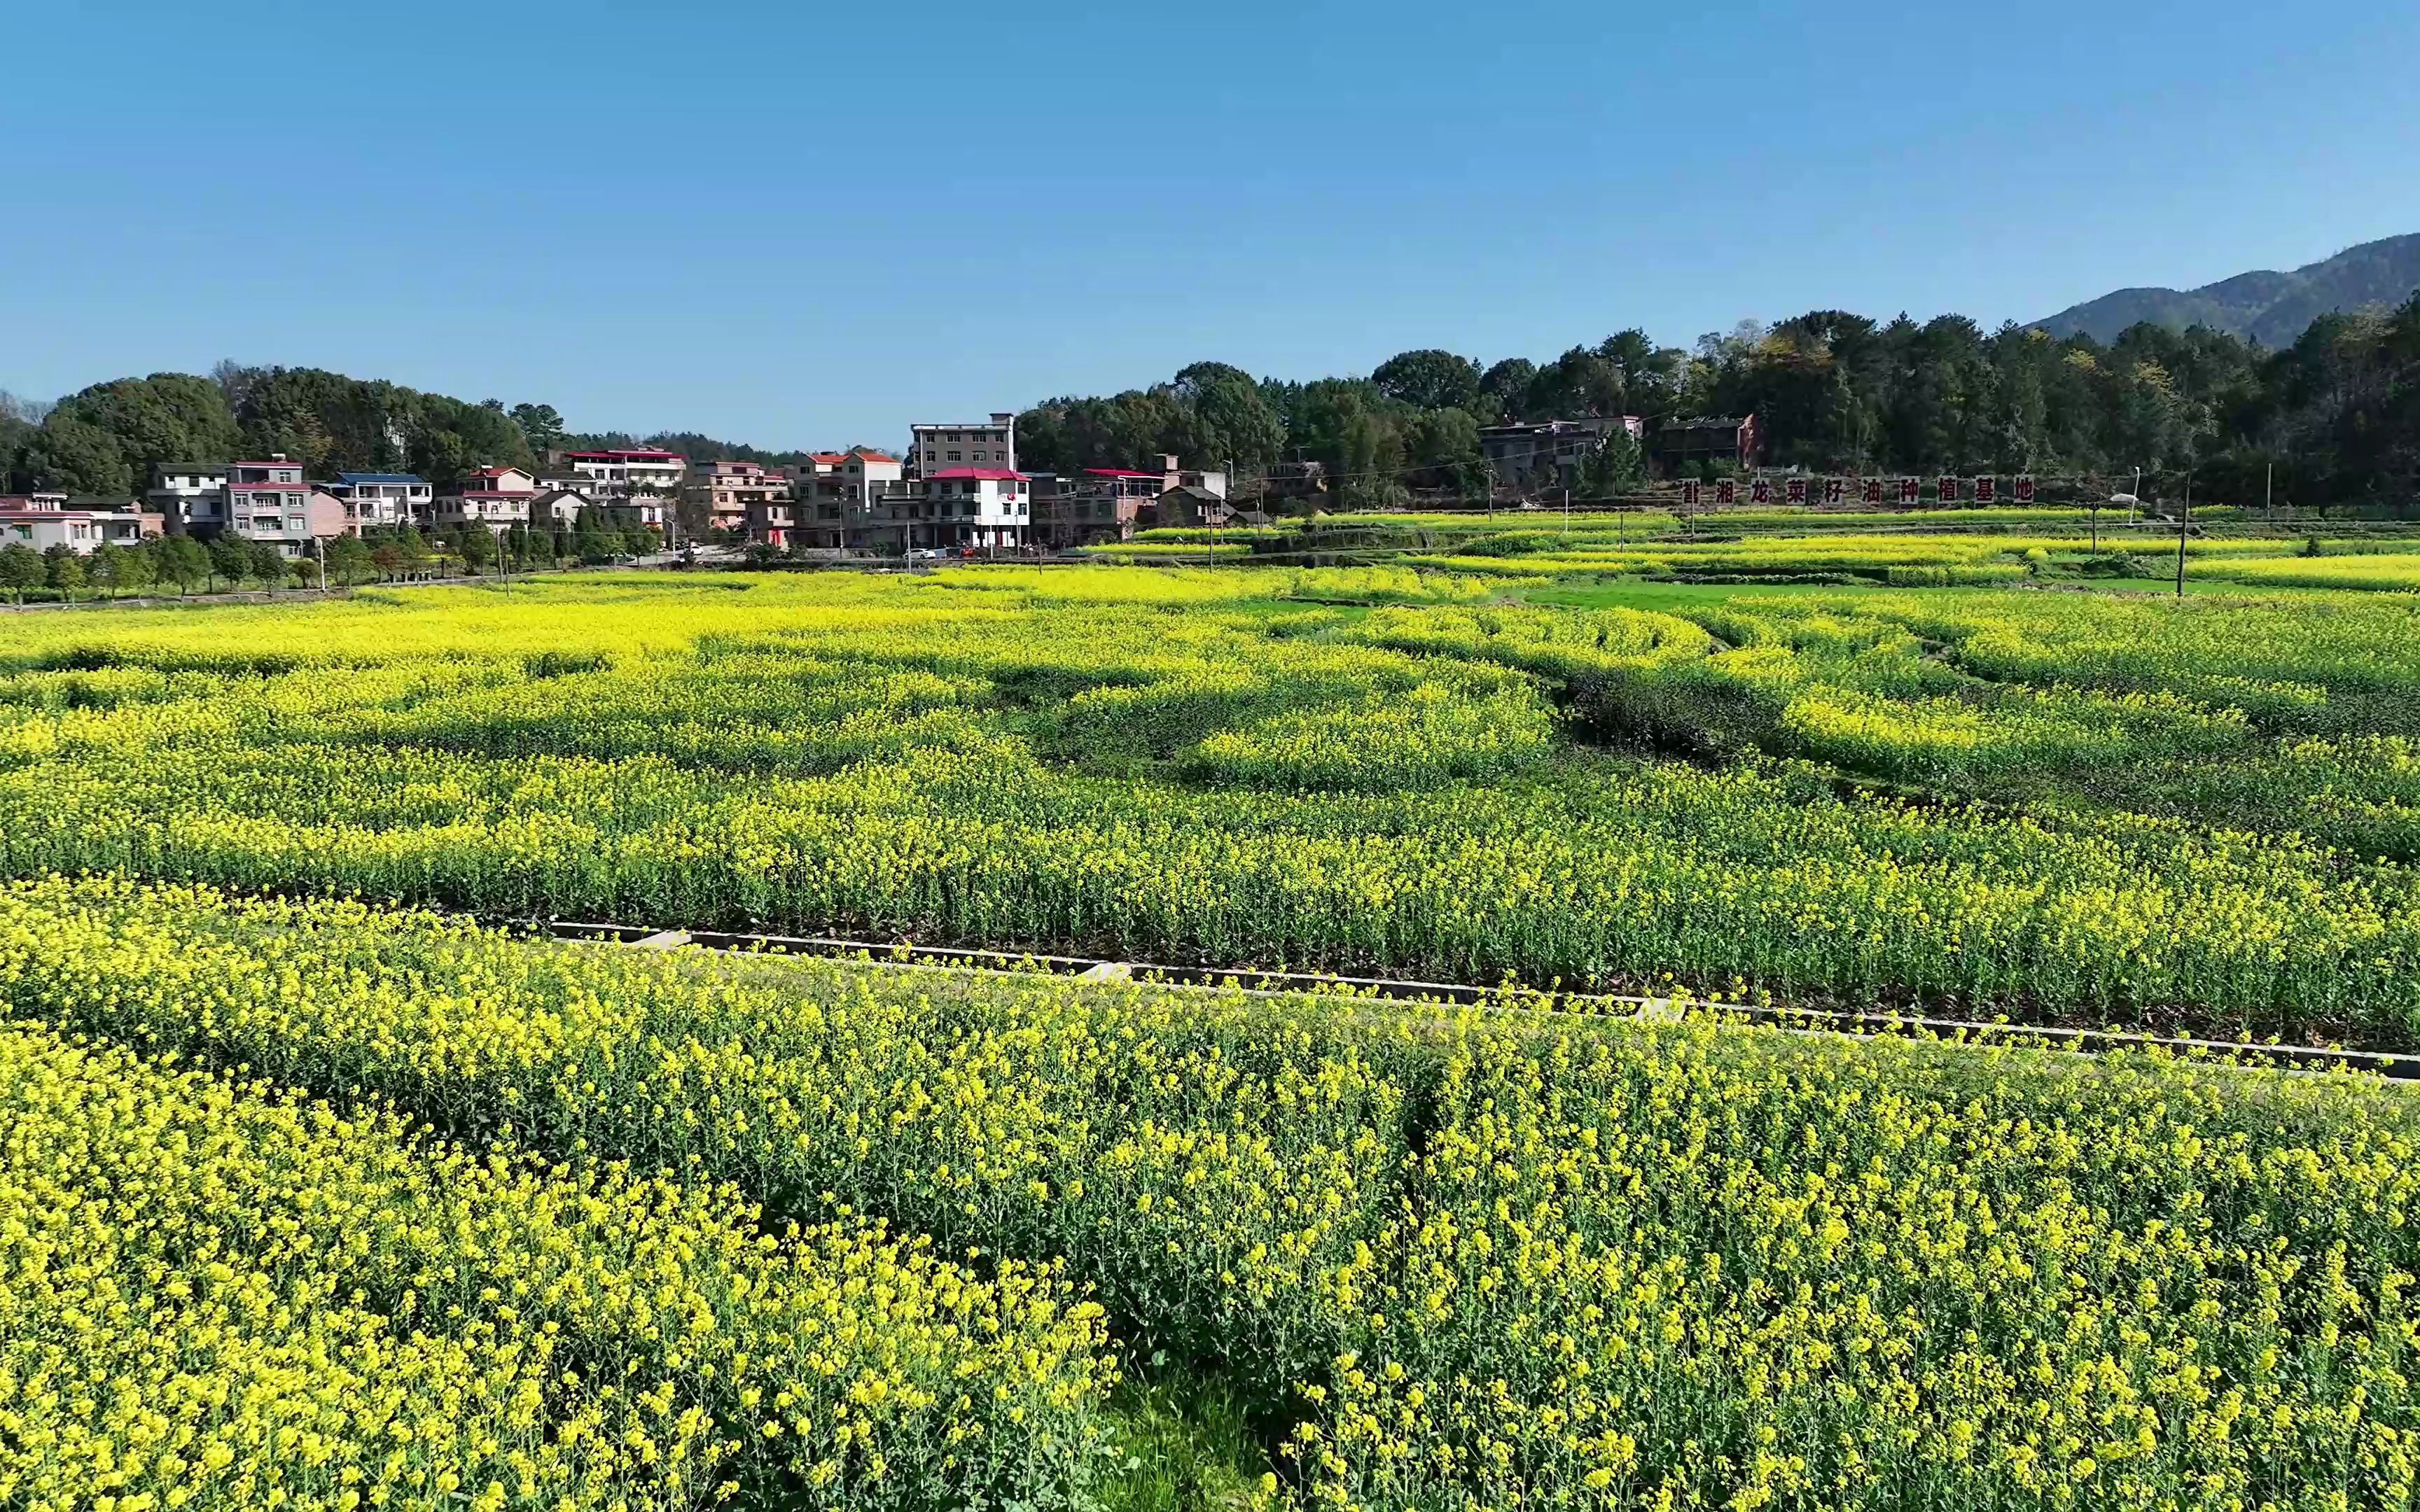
(334, 472, 426, 485)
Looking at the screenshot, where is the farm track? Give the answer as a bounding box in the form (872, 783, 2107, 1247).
(536, 916, 2420, 1081)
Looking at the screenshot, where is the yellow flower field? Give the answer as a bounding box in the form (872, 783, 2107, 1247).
(5, 875, 2418, 1512)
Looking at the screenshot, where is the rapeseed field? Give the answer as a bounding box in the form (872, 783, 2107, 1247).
(6, 552, 2420, 1511)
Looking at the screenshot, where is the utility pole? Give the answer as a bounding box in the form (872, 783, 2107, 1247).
(2265, 461, 2274, 525)
(2175, 470, 2190, 598)
(314, 535, 326, 594)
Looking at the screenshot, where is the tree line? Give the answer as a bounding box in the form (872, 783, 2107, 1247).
(0, 365, 822, 500)
(0, 512, 660, 606)
(1014, 298, 2420, 508)
(8, 294, 2416, 513)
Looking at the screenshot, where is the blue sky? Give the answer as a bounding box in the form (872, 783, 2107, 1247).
(5, 0, 2415, 450)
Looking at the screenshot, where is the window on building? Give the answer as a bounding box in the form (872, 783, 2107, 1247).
(947, 451, 961, 462)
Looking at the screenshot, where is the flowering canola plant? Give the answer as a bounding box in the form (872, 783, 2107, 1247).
(4, 876, 2419, 1511)
(0, 1015, 1115, 1512)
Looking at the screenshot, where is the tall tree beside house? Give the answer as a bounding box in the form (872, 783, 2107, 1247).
(1290, 379, 1409, 510)
(1581, 428, 1646, 497)
(204, 534, 249, 592)
(85, 542, 124, 598)
(1169, 362, 1288, 472)
(22, 416, 137, 496)
(113, 540, 156, 596)
(246, 541, 288, 591)
(155, 536, 208, 596)
(1370, 349, 1485, 414)
(45, 546, 85, 603)
(1477, 358, 1538, 424)
(0, 543, 41, 603)
(509, 402, 566, 453)
(1523, 344, 1631, 422)
(456, 525, 498, 574)
(1403, 406, 1486, 491)
(326, 536, 373, 586)
(0, 391, 46, 490)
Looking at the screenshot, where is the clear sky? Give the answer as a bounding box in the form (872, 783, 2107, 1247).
(5, 0, 2414, 451)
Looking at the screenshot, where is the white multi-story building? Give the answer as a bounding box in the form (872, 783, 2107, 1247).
(552, 448, 686, 500)
(321, 472, 433, 533)
(905, 468, 1031, 550)
(146, 463, 230, 528)
(431, 489, 534, 531)
(910, 414, 1015, 477)
(0, 503, 158, 554)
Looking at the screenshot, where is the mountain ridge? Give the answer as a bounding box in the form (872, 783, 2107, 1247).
(2031, 232, 2420, 346)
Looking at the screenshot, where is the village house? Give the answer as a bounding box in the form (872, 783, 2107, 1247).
(683, 460, 794, 540)
(0, 498, 159, 553)
(795, 448, 907, 551)
(1478, 417, 1643, 492)
(320, 472, 433, 533)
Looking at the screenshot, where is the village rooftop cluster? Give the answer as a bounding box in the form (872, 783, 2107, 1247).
(0, 410, 1767, 560)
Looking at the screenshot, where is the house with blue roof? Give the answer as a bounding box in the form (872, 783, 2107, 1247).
(321, 472, 434, 531)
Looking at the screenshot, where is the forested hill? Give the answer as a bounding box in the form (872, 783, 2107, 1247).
(2032, 233, 2420, 346)
(0, 365, 819, 499)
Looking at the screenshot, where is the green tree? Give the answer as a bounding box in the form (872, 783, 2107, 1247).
(1291, 381, 1407, 510)
(1478, 358, 1538, 422)
(1371, 349, 1484, 412)
(509, 402, 566, 453)
(45, 546, 86, 603)
(116, 539, 158, 596)
(36, 373, 241, 495)
(1169, 363, 1287, 471)
(1405, 407, 1484, 491)
(0, 542, 41, 602)
(1525, 346, 1629, 420)
(394, 526, 431, 578)
(247, 540, 288, 589)
(156, 536, 209, 596)
(85, 542, 124, 598)
(1581, 428, 1646, 497)
(327, 535, 373, 584)
(206, 533, 251, 590)
(457, 525, 499, 574)
(24, 416, 137, 496)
